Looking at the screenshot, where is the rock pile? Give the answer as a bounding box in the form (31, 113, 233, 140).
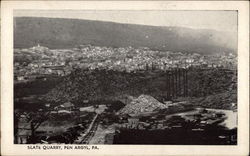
(119, 94, 168, 114)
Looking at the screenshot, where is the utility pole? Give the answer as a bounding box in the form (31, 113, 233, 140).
(175, 68, 178, 97)
(169, 71, 172, 100)
(178, 68, 181, 97)
(166, 71, 169, 100)
(183, 68, 186, 97)
(172, 69, 176, 98)
(185, 69, 188, 97)
(171, 70, 174, 99)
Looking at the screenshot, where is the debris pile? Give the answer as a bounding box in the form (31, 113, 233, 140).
(119, 94, 168, 114)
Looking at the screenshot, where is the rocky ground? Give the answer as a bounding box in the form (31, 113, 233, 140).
(119, 94, 168, 115)
(88, 124, 116, 144)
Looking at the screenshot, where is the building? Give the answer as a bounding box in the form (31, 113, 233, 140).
(55, 102, 79, 115)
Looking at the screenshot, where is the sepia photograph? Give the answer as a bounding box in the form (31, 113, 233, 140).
(13, 10, 238, 145)
(1, 1, 249, 156)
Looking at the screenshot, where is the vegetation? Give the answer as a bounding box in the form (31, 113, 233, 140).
(187, 68, 237, 97)
(44, 68, 236, 109)
(14, 77, 62, 98)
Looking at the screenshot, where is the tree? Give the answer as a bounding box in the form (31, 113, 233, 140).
(25, 110, 51, 143)
(14, 110, 21, 144)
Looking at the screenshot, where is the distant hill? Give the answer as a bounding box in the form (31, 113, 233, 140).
(14, 17, 237, 55)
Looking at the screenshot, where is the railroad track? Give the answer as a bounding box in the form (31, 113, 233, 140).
(80, 114, 99, 144)
(81, 120, 99, 144)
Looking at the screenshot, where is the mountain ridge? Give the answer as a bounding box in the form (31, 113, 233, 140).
(14, 17, 237, 55)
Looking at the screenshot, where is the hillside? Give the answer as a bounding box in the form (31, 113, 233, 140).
(14, 17, 237, 55)
(44, 68, 236, 106)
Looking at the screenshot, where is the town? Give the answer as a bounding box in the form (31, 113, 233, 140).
(14, 44, 236, 82)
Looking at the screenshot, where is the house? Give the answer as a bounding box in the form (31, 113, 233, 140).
(17, 76, 25, 81)
(61, 102, 75, 111)
(128, 117, 140, 128)
(58, 110, 71, 114)
(16, 118, 32, 144)
(199, 108, 208, 113)
(17, 129, 32, 144)
(55, 102, 79, 114)
(80, 106, 95, 112)
(193, 114, 202, 120)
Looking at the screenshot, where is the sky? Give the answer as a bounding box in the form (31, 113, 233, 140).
(14, 10, 237, 32)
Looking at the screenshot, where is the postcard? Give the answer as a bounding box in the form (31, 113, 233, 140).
(1, 1, 249, 156)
